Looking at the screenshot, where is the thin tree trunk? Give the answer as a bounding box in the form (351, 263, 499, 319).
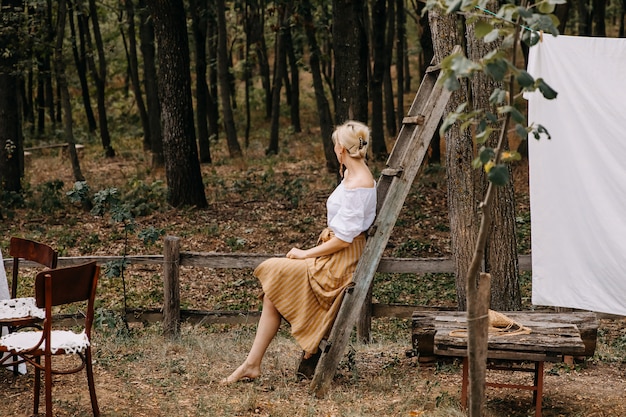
(206, 3, 219, 146)
(383, 0, 396, 138)
(123, 0, 151, 151)
(266, 4, 289, 156)
(285, 25, 301, 133)
(190, 0, 212, 163)
(68, 0, 97, 133)
(592, 0, 607, 36)
(83, 0, 114, 156)
(302, 0, 336, 174)
(244, 3, 253, 147)
(370, 0, 388, 159)
(138, 0, 163, 167)
(54, 0, 85, 183)
(250, 0, 271, 120)
(396, 0, 406, 130)
(216, 0, 242, 158)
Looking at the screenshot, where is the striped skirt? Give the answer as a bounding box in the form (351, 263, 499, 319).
(254, 228, 366, 355)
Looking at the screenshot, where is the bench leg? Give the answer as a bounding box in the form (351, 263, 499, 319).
(533, 361, 544, 417)
(461, 357, 468, 408)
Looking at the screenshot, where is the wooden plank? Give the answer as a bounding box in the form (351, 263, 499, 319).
(413, 311, 597, 358)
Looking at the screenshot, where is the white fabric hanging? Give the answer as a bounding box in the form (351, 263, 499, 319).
(526, 35, 626, 316)
(0, 250, 27, 373)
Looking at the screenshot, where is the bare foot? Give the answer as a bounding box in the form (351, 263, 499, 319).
(221, 362, 261, 385)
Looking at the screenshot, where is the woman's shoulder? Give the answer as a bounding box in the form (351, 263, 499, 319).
(342, 171, 375, 190)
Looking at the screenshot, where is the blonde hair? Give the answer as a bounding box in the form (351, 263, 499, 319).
(332, 120, 370, 159)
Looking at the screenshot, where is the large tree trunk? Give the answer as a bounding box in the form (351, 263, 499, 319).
(138, 0, 163, 167)
(429, 11, 478, 313)
(0, 0, 23, 193)
(465, 20, 521, 312)
(333, 0, 369, 124)
(302, 0, 336, 174)
(216, 0, 242, 158)
(149, 0, 208, 208)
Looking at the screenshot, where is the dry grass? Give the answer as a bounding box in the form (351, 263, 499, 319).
(2, 317, 625, 416)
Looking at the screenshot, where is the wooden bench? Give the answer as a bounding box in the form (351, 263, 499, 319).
(412, 311, 598, 417)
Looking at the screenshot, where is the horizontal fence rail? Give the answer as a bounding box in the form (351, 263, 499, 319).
(3, 246, 533, 333)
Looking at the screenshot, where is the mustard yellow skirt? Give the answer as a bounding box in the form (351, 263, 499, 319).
(254, 228, 366, 355)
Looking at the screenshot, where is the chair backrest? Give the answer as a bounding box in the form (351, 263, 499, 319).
(34, 261, 99, 337)
(9, 237, 58, 299)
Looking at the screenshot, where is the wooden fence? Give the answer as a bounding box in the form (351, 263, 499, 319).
(3, 236, 533, 336)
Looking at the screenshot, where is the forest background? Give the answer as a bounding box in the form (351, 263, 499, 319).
(0, 0, 625, 416)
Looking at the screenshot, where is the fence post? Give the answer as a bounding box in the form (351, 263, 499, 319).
(163, 235, 181, 338)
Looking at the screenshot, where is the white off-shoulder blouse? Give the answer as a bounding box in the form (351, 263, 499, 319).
(326, 181, 376, 243)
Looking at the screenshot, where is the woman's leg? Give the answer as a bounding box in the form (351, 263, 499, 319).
(222, 295, 282, 383)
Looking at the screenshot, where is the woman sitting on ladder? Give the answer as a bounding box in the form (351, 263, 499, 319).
(223, 120, 377, 384)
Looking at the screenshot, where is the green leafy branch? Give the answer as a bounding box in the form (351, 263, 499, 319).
(428, 0, 562, 186)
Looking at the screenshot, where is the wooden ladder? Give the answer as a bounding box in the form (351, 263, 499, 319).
(309, 50, 457, 397)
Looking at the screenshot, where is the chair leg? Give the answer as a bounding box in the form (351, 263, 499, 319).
(85, 349, 100, 416)
(45, 354, 53, 417)
(34, 356, 41, 415)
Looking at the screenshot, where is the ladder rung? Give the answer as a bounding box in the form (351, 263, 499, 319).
(402, 115, 425, 125)
(381, 167, 403, 177)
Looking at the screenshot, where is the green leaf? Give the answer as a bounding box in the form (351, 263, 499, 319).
(484, 28, 500, 43)
(537, 79, 558, 99)
(475, 21, 493, 38)
(500, 105, 526, 124)
(537, 2, 555, 13)
(443, 74, 461, 91)
(515, 123, 528, 140)
(488, 164, 510, 186)
(501, 151, 522, 163)
(516, 70, 534, 88)
(449, 54, 480, 77)
(486, 111, 498, 123)
(472, 156, 483, 169)
(489, 88, 507, 105)
(484, 59, 508, 81)
(510, 106, 526, 124)
(478, 146, 495, 164)
(476, 126, 493, 144)
(446, 0, 463, 14)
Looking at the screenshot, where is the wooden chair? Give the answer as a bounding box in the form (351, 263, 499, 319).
(8, 236, 58, 299)
(0, 237, 58, 374)
(0, 261, 100, 417)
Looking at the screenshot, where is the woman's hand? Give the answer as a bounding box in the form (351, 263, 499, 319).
(286, 248, 308, 259)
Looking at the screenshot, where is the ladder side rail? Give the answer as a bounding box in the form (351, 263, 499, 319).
(310, 71, 455, 397)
